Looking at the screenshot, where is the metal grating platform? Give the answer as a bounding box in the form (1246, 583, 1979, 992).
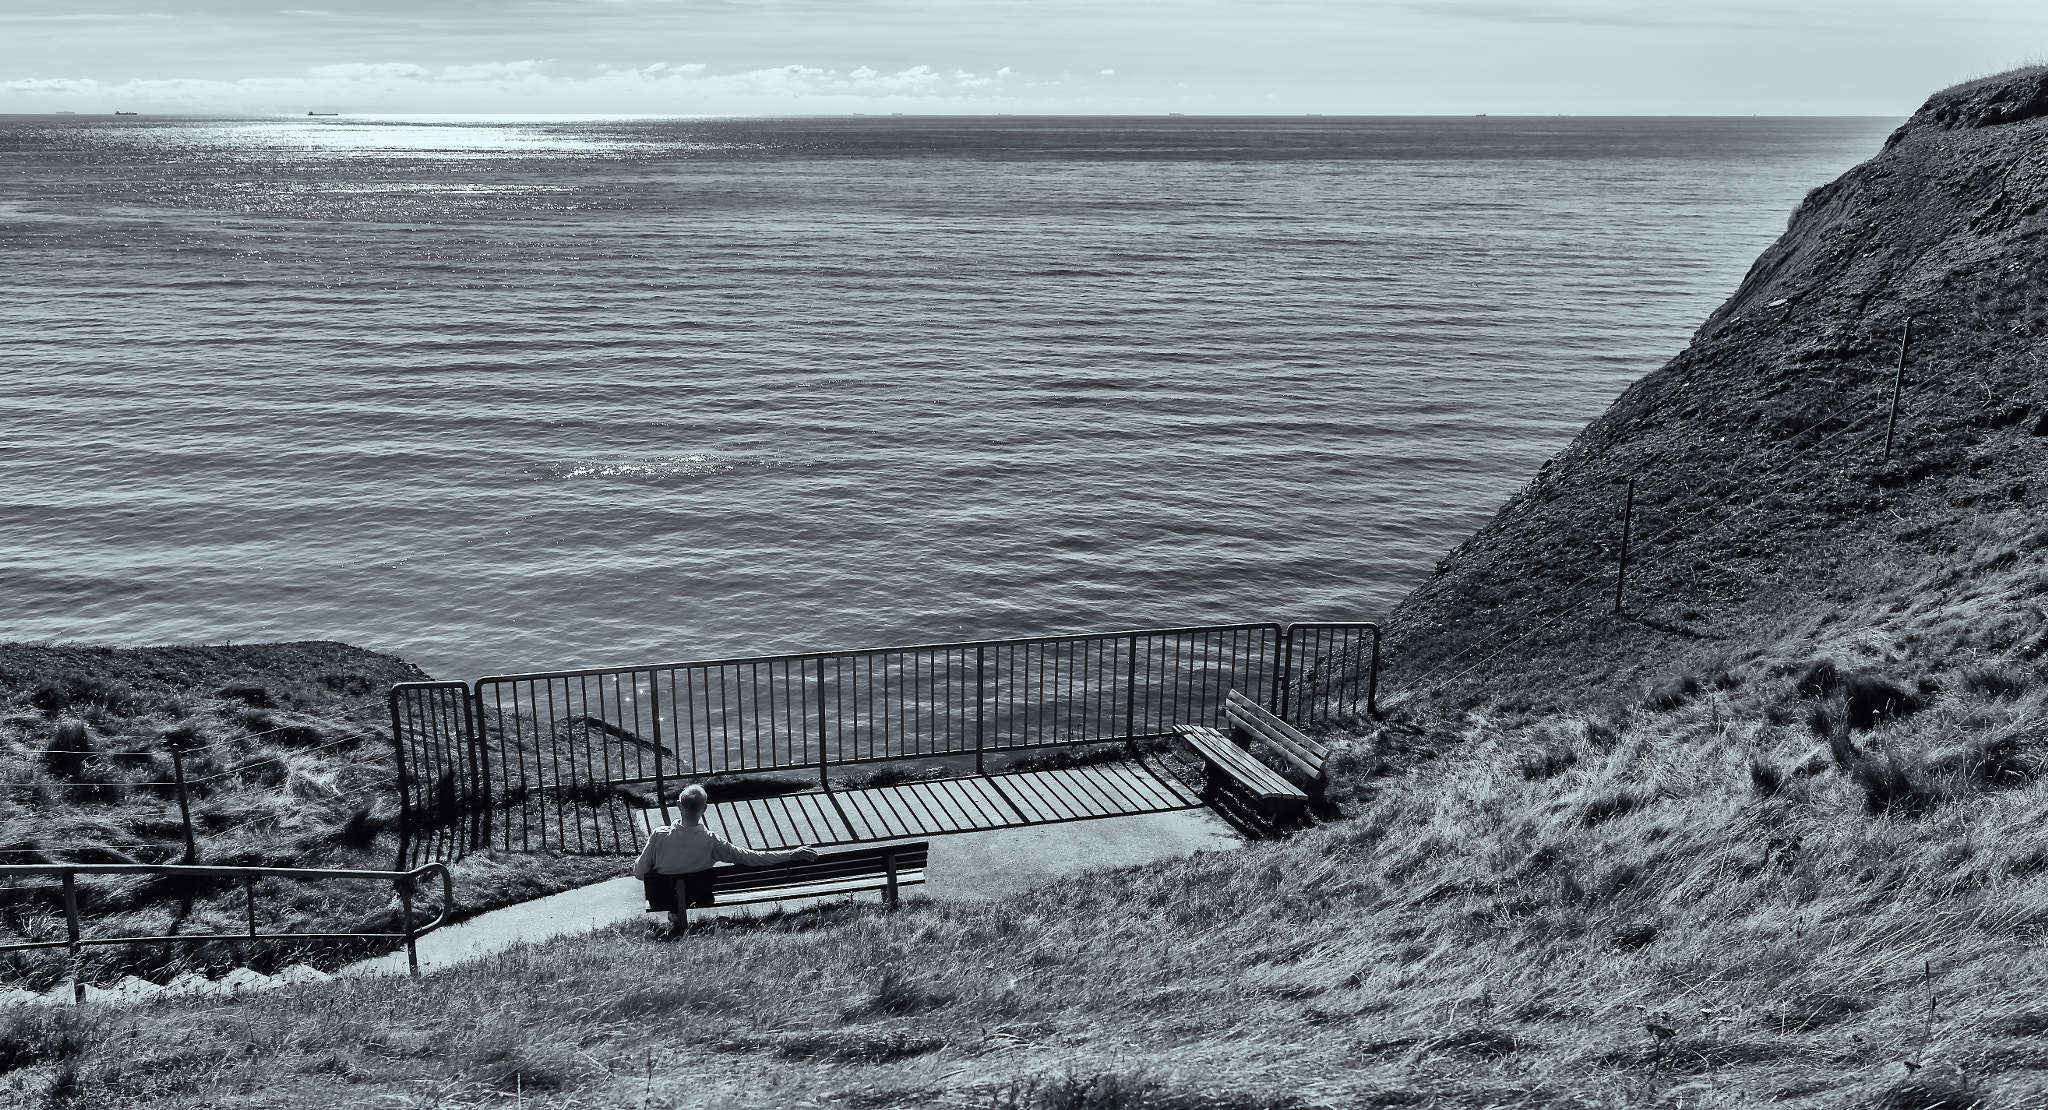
(652, 757, 1204, 850)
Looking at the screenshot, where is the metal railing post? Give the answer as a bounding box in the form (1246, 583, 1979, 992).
(1123, 636, 1140, 740)
(1884, 317, 1913, 462)
(469, 688, 491, 853)
(817, 656, 831, 792)
(398, 875, 419, 978)
(1367, 627, 1381, 719)
(170, 747, 198, 864)
(1613, 478, 1635, 615)
(648, 673, 670, 826)
(62, 870, 82, 1003)
(389, 690, 412, 873)
(244, 876, 257, 940)
(1271, 625, 1289, 718)
(975, 646, 986, 774)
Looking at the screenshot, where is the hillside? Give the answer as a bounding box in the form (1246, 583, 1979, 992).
(0, 642, 616, 988)
(9, 72, 2048, 1109)
(1379, 66, 2048, 726)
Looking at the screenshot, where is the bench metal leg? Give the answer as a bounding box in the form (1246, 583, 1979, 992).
(884, 851, 899, 909)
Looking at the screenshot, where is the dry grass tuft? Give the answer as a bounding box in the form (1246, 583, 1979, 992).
(1871, 1071, 1990, 1110)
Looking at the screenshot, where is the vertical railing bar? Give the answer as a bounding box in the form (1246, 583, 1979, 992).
(452, 687, 475, 856)
(650, 669, 669, 829)
(419, 692, 443, 866)
(390, 691, 413, 871)
(712, 666, 726, 776)
(788, 657, 802, 771)
(409, 692, 429, 866)
(540, 680, 560, 853)
(1274, 624, 1291, 719)
(62, 870, 82, 1003)
(516, 681, 535, 853)
(818, 655, 831, 790)
(421, 692, 441, 864)
(745, 661, 760, 773)
(447, 688, 466, 855)
(469, 687, 490, 854)
(498, 683, 520, 853)
(560, 678, 578, 856)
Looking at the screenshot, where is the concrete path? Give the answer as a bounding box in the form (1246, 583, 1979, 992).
(342, 808, 1240, 977)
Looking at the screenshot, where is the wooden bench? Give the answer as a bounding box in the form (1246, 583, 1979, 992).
(1224, 689, 1329, 795)
(1171, 689, 1329, 821)
(643, 842, 929, 925)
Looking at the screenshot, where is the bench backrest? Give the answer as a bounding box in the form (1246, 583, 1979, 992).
(709, 841, 930, 899)
(1224, 690, 1327, 778)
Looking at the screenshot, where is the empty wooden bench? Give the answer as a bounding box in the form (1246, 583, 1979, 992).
(643, 842, 929, 925)
(1171, 689, 1330, 821)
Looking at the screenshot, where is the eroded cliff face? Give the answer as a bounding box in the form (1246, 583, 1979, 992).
(1381, 67, 2048, 716)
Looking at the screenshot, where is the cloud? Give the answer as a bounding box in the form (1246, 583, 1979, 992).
(439, 60, 542, 81)
(306, 62, 427, 78)
(0, 60, 1069, 114)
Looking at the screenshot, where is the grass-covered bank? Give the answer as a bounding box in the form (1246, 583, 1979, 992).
(8, 640, 2048, 1107)
(0, 642, 621, 988)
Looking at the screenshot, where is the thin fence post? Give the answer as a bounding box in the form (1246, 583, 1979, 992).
(1123, 636, 1140, 741)
(1271, 626, 1289, 719)
(470, 688, 491, 853)
(1367, 627, 1381, 719)
(975, 646, 986, 775)
(1614, 478, 1636, 615)
(62, 870, 82, 1003)
(170, 747, 198, 864)
(390, 691, 412, 873)
(1884, 317, 1913, 462)
(648, 673, 670, 827)
(398, 876, 419, 978)
(244, 875, 257, 940)
(817, 657, 830, 792)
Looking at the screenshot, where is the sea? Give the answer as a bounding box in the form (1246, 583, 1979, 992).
(0, 114, 1898, 685)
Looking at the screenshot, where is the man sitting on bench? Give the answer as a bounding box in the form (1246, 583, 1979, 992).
(632, 784, 819, 932)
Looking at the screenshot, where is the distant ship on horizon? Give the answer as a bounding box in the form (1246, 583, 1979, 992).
(114, 111, 137, 116)
(308, 112, 339, 117)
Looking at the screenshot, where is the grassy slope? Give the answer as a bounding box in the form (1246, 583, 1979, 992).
(13, 72, 2048, 1109)
(1376, 65, 2048, 723)
(11, 663, 2048, 1107)
(0, 642, 618, 987)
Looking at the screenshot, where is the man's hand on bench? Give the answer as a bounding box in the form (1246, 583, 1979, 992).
(792, 846, 820, 863)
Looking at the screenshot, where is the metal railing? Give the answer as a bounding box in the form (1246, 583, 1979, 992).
(391, 620, 1380, 865)
(0, 862, 455, 987)
(1280, 622, 1381, 728)
(390, 682, 490, 874)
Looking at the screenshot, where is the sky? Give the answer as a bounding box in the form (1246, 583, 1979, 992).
(0, 0, 2044, 116)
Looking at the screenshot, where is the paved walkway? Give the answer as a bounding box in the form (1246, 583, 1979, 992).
(341, 807, 1239, 977)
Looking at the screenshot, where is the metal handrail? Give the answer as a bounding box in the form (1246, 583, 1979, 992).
(472, 621, 1289, 685)
(0, 861, 455, 984)
(392, 619, 1384, 867)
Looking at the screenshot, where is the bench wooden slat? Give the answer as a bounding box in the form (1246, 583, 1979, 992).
(1224, 690, 1326, 778)
(710, 871, 928, 906)
(711, 854, 929, 886)
(652, 843, 931, 919)
(713, 865, 929, 897)
(1172, 725, 1305, 803)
